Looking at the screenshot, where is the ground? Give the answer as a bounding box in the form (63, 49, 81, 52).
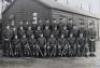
(0, 41, 100, 68)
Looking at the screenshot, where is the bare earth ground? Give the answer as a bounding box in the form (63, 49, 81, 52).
(0, 41, 100, 68)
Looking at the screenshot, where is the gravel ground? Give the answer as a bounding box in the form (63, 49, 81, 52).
(0, 41, 99, 68)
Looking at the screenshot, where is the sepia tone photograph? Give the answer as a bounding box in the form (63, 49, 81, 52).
(0, 0, 100, 68)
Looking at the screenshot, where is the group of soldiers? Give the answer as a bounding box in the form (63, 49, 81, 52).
(2, 19, 96, 57)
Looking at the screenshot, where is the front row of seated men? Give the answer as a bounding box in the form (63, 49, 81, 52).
(2, 23, 96, 57)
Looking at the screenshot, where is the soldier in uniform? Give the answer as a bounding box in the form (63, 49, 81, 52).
(68, 33, 76, 57)
(2, 25, 13, 56)
(47, 34, 57, 56)
(26, 26, 33, 39)
(71, 26, 79, 38)
(58, 34, 69, 56)
(67, 18, 74, 31)
(28, 34, 37, 56)
(17, 25, 25, 39)
(23, 21, 29, 30)
(21, 35, 31, 56)
(35, 26, 43, 39)
(88, 28, 96, 57)
(31, 20, 37, 30)
(43, 25, 51, 40)
(12, 35, 21, 57)
(37, 34, 46, 56)
(52, 26, 59, 39)
(76, 33, 88, 57)
(61, 25, 69, 38)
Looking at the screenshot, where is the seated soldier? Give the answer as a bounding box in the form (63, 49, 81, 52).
(28, 34, 37, 56)
(35, 26, 43, 39)
(43, 25, 51, 40)
(37, 34, 46, 57)
(26, 26, 33, 39)
(68, 33, 76, 57)
(47, 34, 57, 56)
(76, 33, 87, 57)
(58, 34, 69, 56)
(2, 25, 13, 56)
(21, 35, 31, 56)
(12, 35, 21, 57)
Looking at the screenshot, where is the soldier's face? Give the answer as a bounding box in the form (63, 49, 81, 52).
(61, 35, 64, 38)
(20, 26, 23, 30)
(80, 34, 83, 38)
(23, 35, 26, 38)
(11, 20, 15, 26)
(31, 35, 34, 38)
(28, 27, 31, 30)
(41, 34, 43, 37)
(6, 26, 10, 29)
(15, 35, 18, 39)
(26, 21, 29, 25)
(70, 34, 73, 37)
(13, 28, 16, 31)
(37, 27, 40, 30)
(54, 27, 57, 30)
(45, 26, 49, 29)
(63, 26, 66, 30)
(51, 35, 54, 38)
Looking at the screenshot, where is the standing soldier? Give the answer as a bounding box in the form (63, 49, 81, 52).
(71, 26, 79, 38)
(2, 25, 13, 56)
(88, 28, 96, 57)
(26, 26, 33, 39)
(68, 33, 76, 57)
(21, 35, 31, 56)
(61, 26, 69, 38)
(12, 35, 21, 57)
(52, 26, 59, 39)
(58, 34, 69, 56)
(28, 34, 37, 56)
(43, 25, 51, 40)
(37, 34, 46, 56)
(35, 26, 43, 39)
(67, 18, 74, 31)
(47, 34, 57, 56)
(31, 20, 37, 30)
(76, 33, 87, 57)
(18, 25, 25, 39)
(23, 21, 29, 30)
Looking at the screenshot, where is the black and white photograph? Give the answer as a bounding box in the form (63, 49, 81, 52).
(0, 0, 100, 68)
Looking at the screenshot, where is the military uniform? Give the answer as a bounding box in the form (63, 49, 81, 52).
(76, 35, 87, 56)
(61, 26, 69, 38)
(12, 35, 21, 57)
(52, 27, 59, 39)
(26, 26, 33, 39)
(37, 35, 46, 56)
(2, 26, 13, 56)
(17, 26, 25, 39)
(35, 27, 43, 39)
(58, 35, 69, 56)
(47, 35, 57, 56)
(28, 35, 37, 56)
(88, 28, 96, 56)
(43, 26, 51, 40)
(68, 34, 76, 56)
(21, 35, 31, 56)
